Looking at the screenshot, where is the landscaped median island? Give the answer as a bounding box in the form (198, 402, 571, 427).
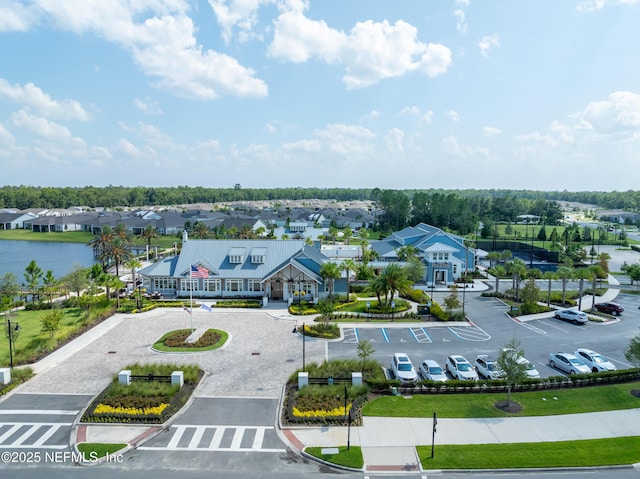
(152, 328, 229, 352)
(82, 363, 203, 424)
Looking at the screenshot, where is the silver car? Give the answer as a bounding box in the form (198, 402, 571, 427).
(554, 309, 588, 324)
(574, 348, 617, 372)
(549, 352, 591, 375)
(445, 355, 479, 381)
(418, 359, 448, 382)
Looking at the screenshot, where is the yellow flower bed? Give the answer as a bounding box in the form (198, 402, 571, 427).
(94, 403, 169, 416)
(293, 403, 352, 418)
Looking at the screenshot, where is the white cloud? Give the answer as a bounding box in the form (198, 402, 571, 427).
(118, 138, 142, 157)
(268, 6, 451, 88)
(442, 135, 491, 162)
(454, 9, 467, 34)
(13, 0, 268, 99)
(0, 1, 39, 31)
(422, 110, 434, 123)
(478, 33, 500, 57)
(455, 0, 470, 6)
(0, 79, 91, 120)
(0, 123, 16, 147)
(400, 106, 420, 116)
(577, 0, 638, 12)
(385, 128, 405, 153)
(578, 91, 640, 134)
(313, 123, 376, 156)
(10, 109, 85, 146)
(483, 126, 502, 137)
(362, 110, 382, 121)
(445, 110, 460, 122)
(209, 0, 274, 44)
(133, 97, 163, 115)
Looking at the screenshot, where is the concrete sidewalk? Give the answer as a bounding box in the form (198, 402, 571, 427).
(285, 407, 640, 472)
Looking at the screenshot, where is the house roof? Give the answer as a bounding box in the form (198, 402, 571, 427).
(142, 239, 318, 281)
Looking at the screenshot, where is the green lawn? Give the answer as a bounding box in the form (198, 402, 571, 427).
(305, 446, 364, 469)
(0, 229, 179, 248)
(1, 304, 113, 367)
(417, 437, 640, 469)
(152, 329, 229, 352)
(363, 382, 640, 418)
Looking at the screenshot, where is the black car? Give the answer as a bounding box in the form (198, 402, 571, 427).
(594, 302, 624, 315)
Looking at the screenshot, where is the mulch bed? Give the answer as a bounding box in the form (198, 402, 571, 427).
(495, 400, 523, 413)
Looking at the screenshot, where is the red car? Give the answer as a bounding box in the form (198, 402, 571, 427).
(594, 302, 624, 315)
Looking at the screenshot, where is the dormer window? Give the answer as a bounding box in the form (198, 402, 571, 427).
(228, 247, 246, 264)
(250, 247, 267, 264)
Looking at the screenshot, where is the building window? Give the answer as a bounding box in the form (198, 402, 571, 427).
(226, 279, 243, 292)
(248, 280, 262, 292)
(229, 255, 243, 264)
(153, 278, 175, 290)
(251, 255, 265, 264)
(453, 265, 457, 274)
(204, 279, 221, 292)
(181, 279, 197, 291)
(443, 253, 449, 261)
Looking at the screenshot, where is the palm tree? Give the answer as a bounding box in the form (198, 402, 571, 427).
(379, 263, 413, 311)
(239, 224, 254, 239)
(488, 265, 505, 294)
(506, 258, 527, 302)
(114, 222, 133, 244)
(192, 221, 211, 239)
(125, 258, 143, 307)
(340, 259, 356, 299)
(320, 262, 341, 299)
(556, 265, 575, 306)
(138, 224, 160, 249)
(542, 270, 557, 306)
(397, 245, 419, 262)
(342, 227, 352, 245)
(108, 237, 132, 278)
(88, 225, 114, 272)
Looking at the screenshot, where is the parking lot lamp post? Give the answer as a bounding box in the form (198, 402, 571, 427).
(6, 319, 20, 369)
(302, 322, 306, 372)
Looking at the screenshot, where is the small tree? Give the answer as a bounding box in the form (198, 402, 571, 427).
(317, 298, 335, 327)
(357, 339, 375, 373)
(443, 286, 461, 313)
(625, 335, 640, 375)
(497, 338, 529, 406)
(63, 264, 89, 297)
(41, 309, 64, 339)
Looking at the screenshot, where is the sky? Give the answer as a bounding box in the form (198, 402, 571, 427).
(0, 0, 639, 191)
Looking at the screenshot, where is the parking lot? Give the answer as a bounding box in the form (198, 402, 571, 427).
(328, 293, 640, 380)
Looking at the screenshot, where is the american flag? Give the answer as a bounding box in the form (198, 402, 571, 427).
(190, 265, 209, 278)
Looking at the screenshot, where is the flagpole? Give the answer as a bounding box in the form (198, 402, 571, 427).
(189, 279, 194, 335)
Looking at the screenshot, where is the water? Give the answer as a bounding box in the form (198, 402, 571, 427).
(0, 240, 97, 280)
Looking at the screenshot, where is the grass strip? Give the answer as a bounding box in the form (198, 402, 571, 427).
(363, 381, 640, 418)
(305, 446, 364, 469)
(77, 443, 127, 459)
(417, 436, 640, 469)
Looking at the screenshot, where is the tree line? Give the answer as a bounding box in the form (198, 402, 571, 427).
(2, 186, 640, 212)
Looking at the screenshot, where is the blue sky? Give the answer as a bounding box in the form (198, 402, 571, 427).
(1, 0, 639, 191)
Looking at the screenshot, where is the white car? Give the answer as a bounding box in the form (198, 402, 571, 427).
(554, 309, 588, 325)
(475, 355, 504, 380)
(574, 348, 617, 372)
(501, 348, 540, 379)
(390, 353, 418, 385)
(548, 352, 591, 375)
(418, 359, 448, 382)
(517, 356, 541, 379)
(445, 355, 479, 381)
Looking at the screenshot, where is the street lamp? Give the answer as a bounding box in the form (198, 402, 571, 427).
(6, 319, 20, 369)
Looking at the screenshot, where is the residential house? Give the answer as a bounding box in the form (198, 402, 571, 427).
(0, 211, 38, 230)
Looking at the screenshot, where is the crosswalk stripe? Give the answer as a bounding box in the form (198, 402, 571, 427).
(13, 425, 40, 446)
(252, 427, 265, 450)
(209, 427, 225, 449)
(189, 426, 205, 449)
(0, 425, 21, 443)
(167, 425, 186, 449)
(0, 410, 78, 416)
(230, 427, 244, 449)
(32, 424, 63, 447)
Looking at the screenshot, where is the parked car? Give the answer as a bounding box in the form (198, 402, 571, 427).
(445, 355, 479, 381)
(574, 348, 617, 372)
(554, 309, 588, 324)
(475, 355, 504, 379)
(548, 352, 591, 375)
(418, 359, 448, 382)
(501, 348, 540, 379)
(594, 302, 624, 315)
(390, 353, 418, 385)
